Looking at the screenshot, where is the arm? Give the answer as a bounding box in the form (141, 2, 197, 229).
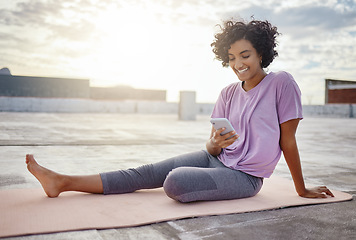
(206, 126, 239, 157)
(280, 119, 334, 198)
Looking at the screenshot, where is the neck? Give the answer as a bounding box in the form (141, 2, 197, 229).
(242, 70, 267, 91)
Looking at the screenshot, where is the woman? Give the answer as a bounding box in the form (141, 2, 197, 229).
(26, 19, 334, 202)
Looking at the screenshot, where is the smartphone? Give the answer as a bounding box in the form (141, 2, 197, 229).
(210, 118, 237, 139)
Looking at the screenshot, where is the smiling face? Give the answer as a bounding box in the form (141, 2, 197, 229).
(228, 39, 266, 88)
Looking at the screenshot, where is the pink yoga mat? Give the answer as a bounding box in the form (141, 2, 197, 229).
(0, 176, 352, 238)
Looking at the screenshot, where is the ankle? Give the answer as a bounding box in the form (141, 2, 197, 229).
(57, 174, 72, 193)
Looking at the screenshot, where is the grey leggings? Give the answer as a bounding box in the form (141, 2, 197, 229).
(100, 150, 263, 203)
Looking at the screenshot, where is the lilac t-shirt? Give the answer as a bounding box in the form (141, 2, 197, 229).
(211, 71, 303, 178)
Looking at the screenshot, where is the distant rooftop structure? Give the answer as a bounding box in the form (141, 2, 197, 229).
(325, 79, 356, 104)
(0, 67, 11, 75)
(0, 74, 166, 101)
(90, 86, 166, 101)
(0, 75, 90, 98)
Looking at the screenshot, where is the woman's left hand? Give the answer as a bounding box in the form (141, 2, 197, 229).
(299, 186, 334, 198)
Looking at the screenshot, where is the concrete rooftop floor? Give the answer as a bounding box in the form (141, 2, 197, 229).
(0, 112, 355, 240)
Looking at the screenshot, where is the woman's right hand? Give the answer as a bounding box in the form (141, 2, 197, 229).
(211, 128, 239, 149)
(206, 127, 239, 156)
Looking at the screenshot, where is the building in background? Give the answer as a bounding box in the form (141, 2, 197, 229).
(325, 79, 356, 104)
(0, 74, 166, 101)
(0, 75, 90, 98)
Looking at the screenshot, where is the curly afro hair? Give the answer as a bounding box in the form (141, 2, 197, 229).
(211, 19, 280, 68)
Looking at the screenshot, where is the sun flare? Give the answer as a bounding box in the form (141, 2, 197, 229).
(78, 4, 176, 89)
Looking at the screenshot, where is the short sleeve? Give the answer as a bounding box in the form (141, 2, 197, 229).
(277, 73, 303, 124)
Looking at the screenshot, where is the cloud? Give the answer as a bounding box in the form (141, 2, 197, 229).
(1, 0, 61, 26)
(274, 6, 356, 31)
(1, 0, 100, 42)
(46, 19, 97, 42)
(0, 32, 22, 43)
(218, 2, 356, 33)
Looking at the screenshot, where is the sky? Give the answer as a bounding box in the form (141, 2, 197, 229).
(0, 0, 356, 104)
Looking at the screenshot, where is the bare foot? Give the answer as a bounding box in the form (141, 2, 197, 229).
(26, 154, 66, 197)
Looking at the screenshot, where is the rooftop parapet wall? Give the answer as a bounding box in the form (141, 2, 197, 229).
(0, 97, 176, 114)
(0, 97, 355, 118)
(303, 104, 356, 118)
